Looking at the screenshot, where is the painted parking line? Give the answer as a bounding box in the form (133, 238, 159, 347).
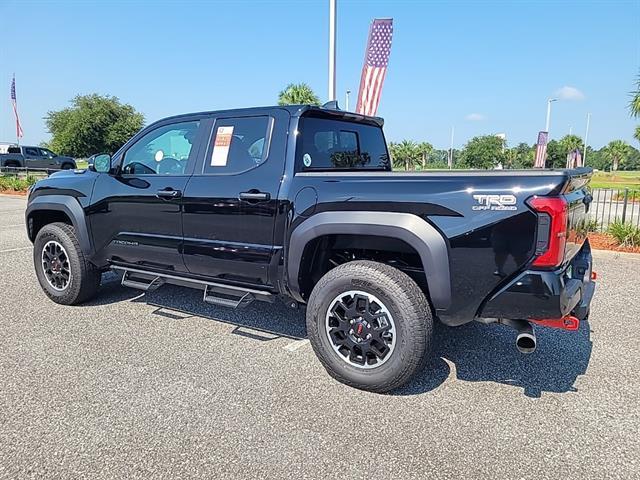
(283, 339, 310, 352)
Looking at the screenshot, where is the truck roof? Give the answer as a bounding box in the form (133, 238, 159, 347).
(153, 104, 385, 128)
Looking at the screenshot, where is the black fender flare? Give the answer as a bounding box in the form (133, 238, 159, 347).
(287, 211, 451, 309)
(25, 195, 93, 255)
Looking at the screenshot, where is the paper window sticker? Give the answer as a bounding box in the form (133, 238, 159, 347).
(211, 126, 234, 166)
(303, 153, 312, 167)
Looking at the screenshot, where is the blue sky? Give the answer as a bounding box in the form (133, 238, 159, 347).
(1, 0, 638, 149)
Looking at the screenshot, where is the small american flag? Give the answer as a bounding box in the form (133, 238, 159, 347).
(534, 131, 548, 168)
(566, 148, 583, 169)
(11, 75, 24, 139)
(356, 18, 393, 117)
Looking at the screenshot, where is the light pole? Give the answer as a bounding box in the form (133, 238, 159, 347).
(545, 98, 558, 133)
(328, 0, 337, 101)
(583, 112, 591, 165)
(448, 126, 455, 169)
(345, 90, 351, 111)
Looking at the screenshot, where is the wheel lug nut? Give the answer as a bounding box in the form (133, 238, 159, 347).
(366, 334, 371, 340)
(349, 329, 354, 335)
(350, 319, 355, 324)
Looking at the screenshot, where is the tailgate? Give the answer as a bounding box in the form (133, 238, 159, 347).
(563, 168, 593, 262)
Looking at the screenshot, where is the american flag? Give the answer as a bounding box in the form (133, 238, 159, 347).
(11, 75, 24, 139)
(356, 18, 393, 117)
(566, 148, 583, 168)
(533, 131, 548, 168)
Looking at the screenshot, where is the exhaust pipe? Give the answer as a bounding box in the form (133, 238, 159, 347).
(497, 319, 537, 354)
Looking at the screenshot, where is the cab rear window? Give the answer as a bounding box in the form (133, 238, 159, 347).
(296, 117, 390, 171)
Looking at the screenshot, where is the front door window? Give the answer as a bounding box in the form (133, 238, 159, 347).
(121, 121, 199, 175)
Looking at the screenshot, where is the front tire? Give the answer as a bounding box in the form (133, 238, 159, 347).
(33, 222, 101, 305)
(306, 260, 433, 393)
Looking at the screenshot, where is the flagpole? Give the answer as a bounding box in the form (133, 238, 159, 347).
(328, 0, 337, 101)
(583, 112, 591, 165)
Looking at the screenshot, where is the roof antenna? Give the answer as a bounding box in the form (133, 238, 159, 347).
(322, 100, 340, 110)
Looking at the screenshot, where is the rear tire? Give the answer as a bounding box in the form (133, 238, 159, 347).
(33, 222, 101, 305)
(306, 260, 433, 393)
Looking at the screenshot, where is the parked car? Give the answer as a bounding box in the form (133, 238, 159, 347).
(0, 145, 76, 170)
(24, 104, 596, 392)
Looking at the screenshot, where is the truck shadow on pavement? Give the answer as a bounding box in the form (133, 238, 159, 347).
(93, 276, 593, 399)
(394, 320, 593, 398)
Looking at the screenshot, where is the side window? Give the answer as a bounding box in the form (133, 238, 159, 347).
(121, 121, 199, 175)
(203, 116, 271, 174)
(25, 147, 40, 156)
(296, 117, 390, 171)
(39, 148, 52, 158)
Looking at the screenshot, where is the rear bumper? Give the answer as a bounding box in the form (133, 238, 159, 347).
(480, 242, 595, 321)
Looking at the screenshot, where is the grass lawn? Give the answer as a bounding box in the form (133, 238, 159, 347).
(590, 171, 640, 190)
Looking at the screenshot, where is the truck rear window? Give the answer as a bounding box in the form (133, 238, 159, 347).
(296, 117, 390, 171)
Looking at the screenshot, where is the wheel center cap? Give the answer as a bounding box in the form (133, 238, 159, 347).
(51, 259, 61, 273)
(351, 318, 370, 341)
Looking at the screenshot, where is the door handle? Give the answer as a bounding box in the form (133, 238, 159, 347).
(239, 191, 270, 202)
(156, 189, 182, 199)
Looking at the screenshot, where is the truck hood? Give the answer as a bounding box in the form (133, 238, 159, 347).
(29, 169, 99, 206)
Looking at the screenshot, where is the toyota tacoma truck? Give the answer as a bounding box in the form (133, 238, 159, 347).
(25, 104, 596, 392)
(1, 145, 76, 170)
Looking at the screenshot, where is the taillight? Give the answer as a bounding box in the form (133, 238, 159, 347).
(528, 196, 568, 268)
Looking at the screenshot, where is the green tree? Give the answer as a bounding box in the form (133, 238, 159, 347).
(45, 94, 144, 157)
(459, 135, 504, 169)
(389, 140, 421, 171)
(602, 140, 631, 171)
(277, 83, 321, 106)
(416, 142, 434, 169)
(630, 74, 640, 117)
(630, 74, 640, 143)
(505, 142, 534, 169)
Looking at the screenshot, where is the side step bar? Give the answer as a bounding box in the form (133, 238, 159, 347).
(121, 271, 165, 292)
(112, 265, 274, 309)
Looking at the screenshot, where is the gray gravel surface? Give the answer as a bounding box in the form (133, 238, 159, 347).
(1, 195, 638, 479)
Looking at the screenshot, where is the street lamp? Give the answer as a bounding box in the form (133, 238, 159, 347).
(545, 98, 558, 134)
(345, 90, 351, 111)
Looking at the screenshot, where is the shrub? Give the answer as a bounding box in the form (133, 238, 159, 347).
(579, 218, 601, 234)
(608, 221, 640, 247)
(0, 174, 38, 192)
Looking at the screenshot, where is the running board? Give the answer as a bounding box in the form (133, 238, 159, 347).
(112, 265, 274, 308)
(121, 271, 165, 292)
(203, 285, 255, 309)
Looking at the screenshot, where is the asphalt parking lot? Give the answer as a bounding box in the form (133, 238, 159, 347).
(1, 194, 638, 479)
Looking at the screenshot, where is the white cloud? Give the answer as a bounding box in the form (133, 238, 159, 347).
(465, 113, 486, 121)
(554, 86, 585, 101)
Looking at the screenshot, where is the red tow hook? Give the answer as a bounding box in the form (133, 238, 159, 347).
(591, 271, 597, 281)
(529, 315, 580, 331)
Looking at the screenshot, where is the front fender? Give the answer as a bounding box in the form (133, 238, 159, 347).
(287, 211, 451, 309)
(25, 195, 93, 255)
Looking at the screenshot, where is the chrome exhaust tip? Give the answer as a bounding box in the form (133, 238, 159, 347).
(516, 331, 536, 354)
(495, 318, 537, 354)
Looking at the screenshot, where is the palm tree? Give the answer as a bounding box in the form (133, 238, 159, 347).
(416, 142, 434, 169)
(389, 140, 420, 171)
(630, 74, 640, 118)
(630, 74, 639, 145)
(602, 140, 631, 171)
(278, 83, 321, 106)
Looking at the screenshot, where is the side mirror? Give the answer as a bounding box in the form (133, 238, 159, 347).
(92, 154, 112, 173)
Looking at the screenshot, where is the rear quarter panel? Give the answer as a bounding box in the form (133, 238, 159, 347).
(288, 171, 565, 325)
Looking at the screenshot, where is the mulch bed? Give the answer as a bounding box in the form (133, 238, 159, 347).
(0, 189, 27, 196)
(588, 232, 640, 254)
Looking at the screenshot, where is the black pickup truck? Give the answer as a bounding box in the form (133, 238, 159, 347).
(25, 104, 596, 392)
